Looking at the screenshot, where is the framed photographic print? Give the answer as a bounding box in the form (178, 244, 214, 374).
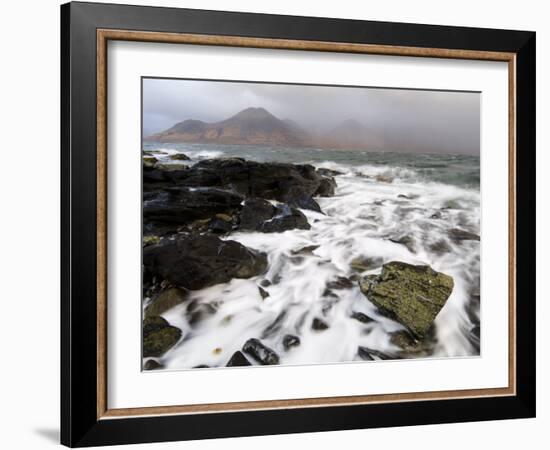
(60, 1, 536, 447)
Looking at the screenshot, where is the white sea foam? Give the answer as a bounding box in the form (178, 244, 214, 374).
(157, 160, 480, 369)
(184, 149, 225, 159)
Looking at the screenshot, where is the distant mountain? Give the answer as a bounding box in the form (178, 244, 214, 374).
(146, 107, 309, 147)
(145, 108, 384, 150)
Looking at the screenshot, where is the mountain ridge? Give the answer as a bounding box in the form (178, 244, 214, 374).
(145, 107, 382, 150)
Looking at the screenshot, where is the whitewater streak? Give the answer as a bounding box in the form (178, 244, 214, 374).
(144, 147, 480, 370)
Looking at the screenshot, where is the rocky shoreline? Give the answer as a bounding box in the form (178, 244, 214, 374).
(142, 151, 478, 370)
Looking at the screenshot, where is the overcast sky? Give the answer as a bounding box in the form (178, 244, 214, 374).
(143, 78, 480, 155)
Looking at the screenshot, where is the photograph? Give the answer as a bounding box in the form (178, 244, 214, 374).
(141, 78, 481, 371)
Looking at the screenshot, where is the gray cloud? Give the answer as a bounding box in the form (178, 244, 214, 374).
(143, 78, 480, 155)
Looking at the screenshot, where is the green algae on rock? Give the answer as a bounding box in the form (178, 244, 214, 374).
(142, 235, 160, 247)
(142, 155, 158, 168)
(143, 315, 182, 357)
(359, 261, 454, 338)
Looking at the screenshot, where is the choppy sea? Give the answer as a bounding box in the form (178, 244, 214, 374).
(143, 142, 480, 369)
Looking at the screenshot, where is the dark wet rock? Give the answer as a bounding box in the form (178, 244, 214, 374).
(390, 330, 418, 350)
(389, 330, 436, 357)
(143, 159, 336, 226)
(242, 338, 280, 365)
(389, 235, 416, 253)
(187, 301, 218, 325)
(143, 316, 182, 357)
(429, 239, 452, 255)
(350, 256, 383, 272)
(143, 190, 161, 202)
(143, 315, 170, 335)
(144, 234, 268, 290)
(351, 311, 374, 324)
(291, 244, 320, 256)
(155, 163, 189, 171)
(193, 365, 210, 369)
(448, 228, 480, 243)
(283, 334, 300, 350)
(258, 286, 270, 299)
(317, 168, 344, 177)
(260, 279, 272, 287)
(258, 204, 311, 233)
(186, 158, 328, 212)
(468, 321, 481, 354)
(144, 187, 243, 226)
(165, 166, 222, 186)
(169, 153, 190, 161)
(430, 211, 443, 219)
(145, 287, 188, 317)
(357, 348, 374, 360)
(239, 198, 276, 230)
(239, 198, 311, 233)
(359, 261, 454, 338)
(281, 186, 322, 212)
(143, 359, 163, 370)
(315, 176, 337, 197)
(358, 346, 395, 361)
(226, 350, 252, 367)
(208, 217, 233, 234)
(312, 317, 329, 331)
(142, 166, 166, 183)
(327, 276, 355, 290)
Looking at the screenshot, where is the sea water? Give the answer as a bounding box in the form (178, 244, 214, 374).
(143, 142, 480, 369)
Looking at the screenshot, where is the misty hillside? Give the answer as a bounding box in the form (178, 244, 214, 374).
(145, 107, 386, 150)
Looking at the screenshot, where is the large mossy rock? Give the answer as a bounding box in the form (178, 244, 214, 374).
(143, 316, 182, 357)
(143, 235, 268, 290)
(359, 261, 454, 338)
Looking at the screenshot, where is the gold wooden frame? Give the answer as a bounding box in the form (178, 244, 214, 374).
(96, 29, 517, 420)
